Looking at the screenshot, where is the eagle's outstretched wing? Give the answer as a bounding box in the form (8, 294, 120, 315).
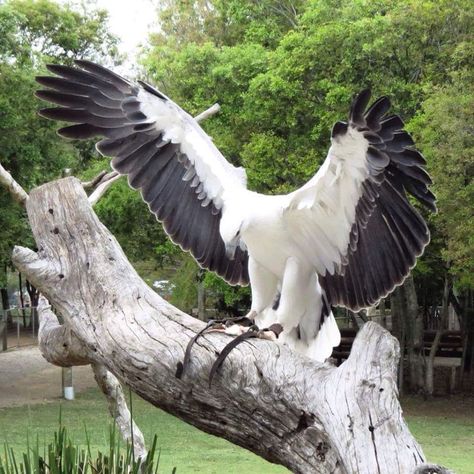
(284, 90, 436, 311)
(36, 60, 249, 285)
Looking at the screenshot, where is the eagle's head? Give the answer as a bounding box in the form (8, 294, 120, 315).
(219, 200, 247, 260)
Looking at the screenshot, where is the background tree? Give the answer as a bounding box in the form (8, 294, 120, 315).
(0, 0, 118, 310)
(141, 0, 473, 346)
(2, 0, 471, 394)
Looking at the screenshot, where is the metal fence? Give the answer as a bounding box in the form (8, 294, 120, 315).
(0, 306, 38, 351)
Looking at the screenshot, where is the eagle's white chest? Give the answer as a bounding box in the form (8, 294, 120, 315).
(241, 194, 299, 278)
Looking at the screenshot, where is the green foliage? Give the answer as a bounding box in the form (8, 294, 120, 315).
(203, 272, 251, 315)
(152, 0, 305, 48)
(242, 0, 473, 179)
(0, 424, 164, 474)
(140, 0, 474, 308)
(0, 63, 78, 283)
(0, 0, 118, 285)
(169, 255, 199, 313)
(409, 70, 474, 287)
(93, 177, 174, 265)
(0, 0, 118, 65)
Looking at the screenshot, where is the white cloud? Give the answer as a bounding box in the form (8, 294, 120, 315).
(93, 0, 156, 56)
(57, 0, 160, 74)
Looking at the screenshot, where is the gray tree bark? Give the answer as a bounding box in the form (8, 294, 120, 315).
(36, 296, 147, 458)
(10, 177, 450, 474)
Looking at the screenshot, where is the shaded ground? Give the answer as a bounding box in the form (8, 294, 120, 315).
(0, 345, 95, 408)
(3, 327, 38, 350)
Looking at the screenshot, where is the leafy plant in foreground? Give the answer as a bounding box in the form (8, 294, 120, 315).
(0, 425, 171, 474)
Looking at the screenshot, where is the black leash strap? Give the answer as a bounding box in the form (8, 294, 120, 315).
(208, 326, 259, 388)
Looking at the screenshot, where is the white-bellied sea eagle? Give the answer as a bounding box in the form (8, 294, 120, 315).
(36, 61, 436, 363)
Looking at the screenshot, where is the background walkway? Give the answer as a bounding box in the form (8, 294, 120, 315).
(0, 346, 95, 407)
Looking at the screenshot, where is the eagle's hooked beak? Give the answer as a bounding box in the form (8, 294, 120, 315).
(225, 231, 240, 260)
(225, 241, 237, 260)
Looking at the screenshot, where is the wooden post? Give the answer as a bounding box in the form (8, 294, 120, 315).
(62, 367, 74, 400)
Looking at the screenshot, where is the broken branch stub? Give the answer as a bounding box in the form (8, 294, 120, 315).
(12, 176, 439, 473)
(0, 161, 28, 205)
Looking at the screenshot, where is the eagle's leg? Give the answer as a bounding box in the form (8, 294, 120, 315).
(275, 256, 316, 330)
(245, 257, 279, 320)
(213, 258, 280, 336)
(272, 258, 341, 361)
(178, 259, 281, 382)
(207, 257, 278, 337)
(205, 260, 283, 386)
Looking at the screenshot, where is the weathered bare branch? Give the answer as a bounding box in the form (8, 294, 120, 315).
(10, 176, 441, 474)
(194, 103, 220, 123)
(82, 170, 108, 189)
(0, 162, 28, 205)
(88, 171, 121, 205)
(36, 295, 147, 459)
(37, 296, 91, 367)
(92, 364, 147, 459)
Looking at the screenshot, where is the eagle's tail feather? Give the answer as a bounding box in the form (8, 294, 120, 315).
(306, 312, 341, 362)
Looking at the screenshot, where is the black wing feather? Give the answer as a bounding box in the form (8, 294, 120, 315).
(320, 90, 436, 311)
(36, 61, 249, 286)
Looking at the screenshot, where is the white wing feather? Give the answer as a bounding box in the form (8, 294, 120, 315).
(284, 127, 370, 275)
(138, 89, 247, 209)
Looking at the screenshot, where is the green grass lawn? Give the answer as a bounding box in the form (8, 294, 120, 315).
(0, 389, 286, 473)
(0, 389, 472, 473)
(402, 395, 474, 474)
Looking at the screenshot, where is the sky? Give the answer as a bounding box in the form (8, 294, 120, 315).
(92, 0, 156, 57)
(59, 0, 158, 72)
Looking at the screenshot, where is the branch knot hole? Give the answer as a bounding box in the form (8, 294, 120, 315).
(296, 410, 315, 433)
(316, 441, 329, 462)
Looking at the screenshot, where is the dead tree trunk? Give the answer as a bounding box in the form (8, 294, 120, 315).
(10, 177, 450, 474)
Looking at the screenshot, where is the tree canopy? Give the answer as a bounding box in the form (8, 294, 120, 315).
(0, 0, 118, 287)
(1, 0, 472, 316)
(141, 0, 473, 311)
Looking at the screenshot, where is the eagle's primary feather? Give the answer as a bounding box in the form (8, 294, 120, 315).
(36, 60, 435, 361)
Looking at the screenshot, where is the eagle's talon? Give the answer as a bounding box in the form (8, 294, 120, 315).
(208, 323, 282, 387)
(179, 315, 255, 379)
(258, 323, 283, 341)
